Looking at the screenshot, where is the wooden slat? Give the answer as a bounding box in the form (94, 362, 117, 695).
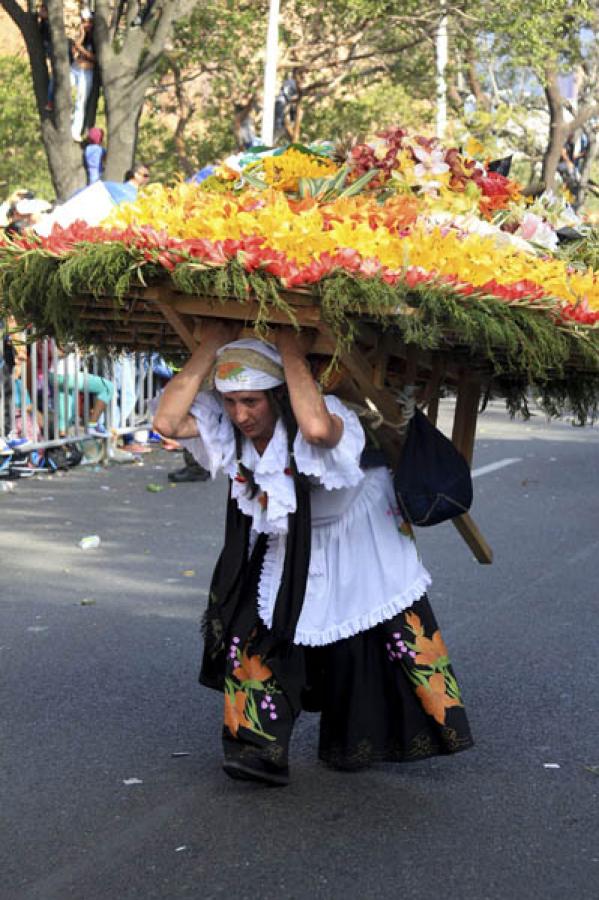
(78, 311, 173, 325)
(134, 284, 320, 309)
(170, 295, 322, 326)
(371, 334, 390, 389)
(448, 374, 493, 562)
(452, 513, 493, 564)
(317, 323, 406, 465)
(152, 300, 198, 353)
(452, 374, 481, 465)
(423, 359, 445, 426)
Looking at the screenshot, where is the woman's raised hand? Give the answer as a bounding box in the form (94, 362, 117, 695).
(196, 318, 241, 351)
(273, 325, 315, 358)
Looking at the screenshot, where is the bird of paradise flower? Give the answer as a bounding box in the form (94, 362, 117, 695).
(400, 610, 464, 726)
(224, 647, 282, 741)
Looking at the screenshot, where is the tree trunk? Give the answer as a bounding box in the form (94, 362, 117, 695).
(446, 76, 463, 111)
(40, 121, 88, 199)
(291, 99, 304, 143)
(575, 128, 599, 210)
(542, 68, 599, 194)
(465, 45, 490, 112)
(170, 59, 196, 176)
(1, 0, 192, 200)
(102, 68, 152, 180)
(1, 0, 87, 200)
(542, 71, 569, 192)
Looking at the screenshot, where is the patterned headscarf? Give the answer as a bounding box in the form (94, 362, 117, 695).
(213, 338, 284, 393)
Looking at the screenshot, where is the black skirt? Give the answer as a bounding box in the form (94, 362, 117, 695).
(210, 582, 474, 772)
(307, 595, 474, 769)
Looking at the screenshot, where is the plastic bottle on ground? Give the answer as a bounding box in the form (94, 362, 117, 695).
(78, 535, 101, 550)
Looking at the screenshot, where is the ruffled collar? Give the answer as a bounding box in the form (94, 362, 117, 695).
(225, 417, 296, 535)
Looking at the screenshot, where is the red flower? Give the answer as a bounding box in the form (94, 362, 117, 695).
(558, 299, 599, 325)
(479, 278, 547, 303)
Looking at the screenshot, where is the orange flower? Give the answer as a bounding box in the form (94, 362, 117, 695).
(404, 610, 424, 636)
(287, 196, 318, 214)
(414, 629, 449, 667)
(224, 690, 252, 736)
(216, 361, 244, 380)
(416, 673, 461, 725)
(233, 651, 272, 683)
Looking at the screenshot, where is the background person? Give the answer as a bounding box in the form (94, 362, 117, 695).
(37, 2, 55, 111)
(84, 127, 106, 184)
(167, 447, 210, 482)
(1, 324, 17, 446)
(55, 349, 114, 436)
(119, 163, 151, 201)
(70, 8, 96, 142)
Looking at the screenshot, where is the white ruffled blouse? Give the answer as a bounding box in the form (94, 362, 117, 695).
(182, 391, 431, 646)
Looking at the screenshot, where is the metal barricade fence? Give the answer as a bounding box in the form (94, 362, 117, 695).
(1, 328, 160, 459)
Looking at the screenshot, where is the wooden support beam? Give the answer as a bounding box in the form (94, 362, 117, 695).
(316, 323, 406, 465)
(152, 300, 198, 353)
(323, 336, 404, 427)
(403, 344, 419, 385)
(423, 358, 445, 426)
(452, 513, 493, 564)
(452, 374, 481, 465)
(170, 295, 322, 327)
(372, 334, 390, 389)
(448, 374, 493, 563)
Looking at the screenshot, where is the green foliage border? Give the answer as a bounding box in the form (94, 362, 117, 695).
(1, 241, 598, 422)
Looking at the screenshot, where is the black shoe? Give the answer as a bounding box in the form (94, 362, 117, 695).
(167, 465, 210, 483)
(223, 759, 290, 787)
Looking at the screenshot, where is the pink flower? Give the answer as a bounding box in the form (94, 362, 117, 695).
(516, 213, 558, 252)
(412, 146, 450, 179)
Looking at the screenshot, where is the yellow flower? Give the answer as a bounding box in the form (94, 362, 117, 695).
(99, 182, 599, 311)
(261, 148, 338, 192)
(465, 136, 485, 159)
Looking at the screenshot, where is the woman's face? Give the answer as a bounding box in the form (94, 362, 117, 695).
(222, 390, 276, 445)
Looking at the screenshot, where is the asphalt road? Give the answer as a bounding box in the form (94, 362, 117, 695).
(1, 401, 598, 900)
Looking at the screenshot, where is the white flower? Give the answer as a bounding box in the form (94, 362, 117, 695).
(516, 213, 558, 252)
(412, 146, 450, 179)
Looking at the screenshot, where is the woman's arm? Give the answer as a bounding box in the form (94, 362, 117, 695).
(152, 320, 238, 439)
(274, 327, 343, 449)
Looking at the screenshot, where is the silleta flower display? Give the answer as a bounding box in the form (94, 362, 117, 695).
(4, 127, 598, 327)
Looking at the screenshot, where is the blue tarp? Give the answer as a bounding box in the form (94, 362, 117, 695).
(103, 181, 138, 203)
(188, 165, 215, 184)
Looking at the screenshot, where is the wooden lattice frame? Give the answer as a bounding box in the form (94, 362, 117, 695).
(72, 285, 493, 564)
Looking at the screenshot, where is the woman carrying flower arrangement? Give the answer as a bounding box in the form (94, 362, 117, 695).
(153, 321, 473, 786)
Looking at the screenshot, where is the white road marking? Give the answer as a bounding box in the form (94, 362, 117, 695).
(471, 457, 523, 478)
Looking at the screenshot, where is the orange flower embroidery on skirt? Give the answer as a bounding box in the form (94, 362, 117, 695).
(233, 651, 273, 683)
(224, 690, 252, 736)
(413, 629, 449, 667)
(415, 672, 462, 725)
(404, 610, 425, 637)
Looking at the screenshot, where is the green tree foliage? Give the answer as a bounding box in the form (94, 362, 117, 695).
(445, 1, 599, 194)
(139, 0, 441, 175)
(302, 84, 434, 139)
(0, 56, 52, 199)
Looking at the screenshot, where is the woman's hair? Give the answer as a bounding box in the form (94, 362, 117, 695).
(232, 385, 299, 499)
